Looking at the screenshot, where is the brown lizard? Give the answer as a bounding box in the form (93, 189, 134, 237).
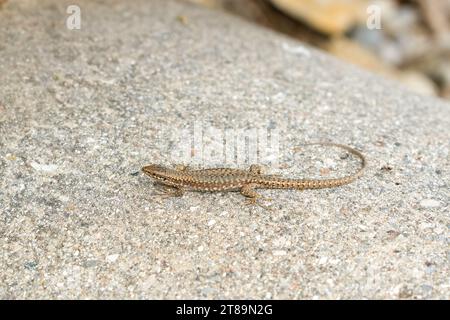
(142, 143, 365, 206)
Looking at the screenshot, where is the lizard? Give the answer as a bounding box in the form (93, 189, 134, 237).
(142, 143, 365, 207)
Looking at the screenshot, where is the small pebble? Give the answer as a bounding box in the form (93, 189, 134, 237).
(419, 199, 441, 208)
(281, 42, 311, 57)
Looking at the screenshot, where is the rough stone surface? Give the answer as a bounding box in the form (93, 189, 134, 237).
(0, 0, 449, 299)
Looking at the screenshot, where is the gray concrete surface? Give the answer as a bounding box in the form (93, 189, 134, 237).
(0, 0, 449, 299)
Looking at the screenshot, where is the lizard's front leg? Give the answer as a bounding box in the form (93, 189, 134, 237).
(153, 183, 185, 198)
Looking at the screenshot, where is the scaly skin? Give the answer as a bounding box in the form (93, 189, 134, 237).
(142, 143, 366, 206)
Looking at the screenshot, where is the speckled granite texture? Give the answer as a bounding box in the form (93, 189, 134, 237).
(0, 0, 448, 299)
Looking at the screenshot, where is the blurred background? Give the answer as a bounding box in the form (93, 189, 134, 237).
(183, 0, 450, 100)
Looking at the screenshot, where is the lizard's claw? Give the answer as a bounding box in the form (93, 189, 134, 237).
(244, 197, 273, 211)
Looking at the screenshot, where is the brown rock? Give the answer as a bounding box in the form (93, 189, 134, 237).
(270, 0, 366, 35)
(325, 37, 393, 75)
(397, 71, 438, 97)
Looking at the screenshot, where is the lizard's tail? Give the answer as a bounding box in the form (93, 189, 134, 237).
(293, 142, 366, 189)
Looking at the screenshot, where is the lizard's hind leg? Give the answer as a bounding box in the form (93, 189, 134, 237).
(249, 165, 265, 175)
(174, 164, 190, 171)
(249, 165, 281, 179)
(240, 184, 273, 210)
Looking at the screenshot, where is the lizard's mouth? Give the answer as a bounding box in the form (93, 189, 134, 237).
(144, 171, 164, 180)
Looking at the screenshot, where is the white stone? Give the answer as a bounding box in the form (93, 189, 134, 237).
(106, 254, 119, 263)
(273, 250, 287, 256)
(318, 257, 328, 265)
(30, 161, 58, 173)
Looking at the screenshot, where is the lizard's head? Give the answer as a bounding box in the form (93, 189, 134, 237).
(142, 164, 174, 182)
